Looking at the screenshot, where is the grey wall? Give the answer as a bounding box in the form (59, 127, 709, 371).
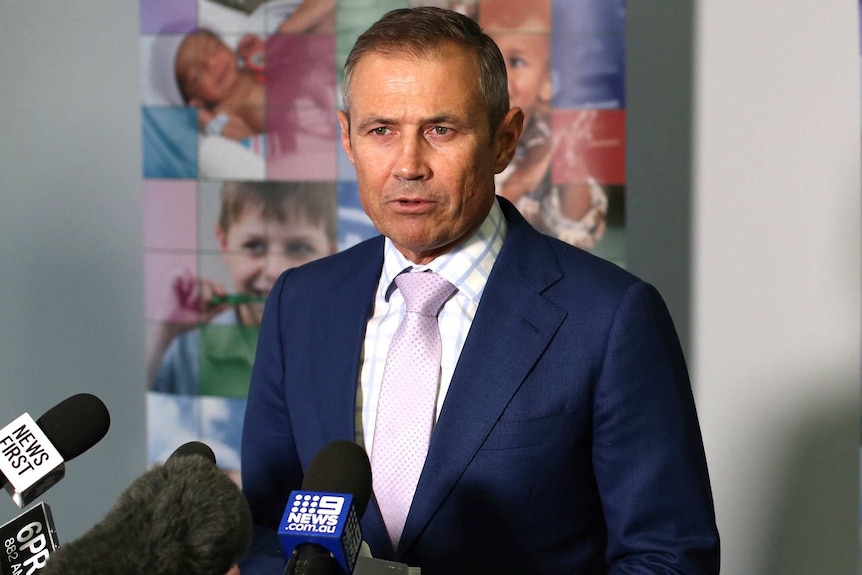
(628, 1, 861, 573)
(0, 2, 145, 539)
(626, 1, 695, 352)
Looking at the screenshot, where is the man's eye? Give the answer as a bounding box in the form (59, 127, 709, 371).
(372, 127, 389, 136)
(432, 126, 450, 136)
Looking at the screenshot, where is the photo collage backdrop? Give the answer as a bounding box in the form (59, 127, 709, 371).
(140, 0, 625, 482)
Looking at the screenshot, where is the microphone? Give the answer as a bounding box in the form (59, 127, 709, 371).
(279, 440, 372, 575)
(352, 556, 413, 574)
(0, 501, 59, 575)
(39, 441, 252, 575)
(0, 394, 111, 507)
(166, 440, 216, 464)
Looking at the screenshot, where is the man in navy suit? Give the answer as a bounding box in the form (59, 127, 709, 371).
(240, 7, 719, 574)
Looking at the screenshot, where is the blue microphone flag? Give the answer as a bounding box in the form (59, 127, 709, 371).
(278, 490, 362, 574)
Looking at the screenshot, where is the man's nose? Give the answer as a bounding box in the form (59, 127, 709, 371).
(392, 133, 430, 181)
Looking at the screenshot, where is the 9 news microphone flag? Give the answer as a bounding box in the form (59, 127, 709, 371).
(279, 440, 372, 575)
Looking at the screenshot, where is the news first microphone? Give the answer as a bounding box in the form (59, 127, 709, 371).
(278, 440, 372, 575)
(0, 502, 59, 575)
(0, 394, 111, 507)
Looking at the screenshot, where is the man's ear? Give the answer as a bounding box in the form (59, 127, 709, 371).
(493, 107, 525, 173)
(337, 109, 355, 165)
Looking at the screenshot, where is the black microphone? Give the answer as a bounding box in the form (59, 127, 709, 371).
(166, 440, 216, 464)
(279, 440, 372, 575)
(39, 441, 252, 575)
(0, 501, 59, 575)
(279, 442, 419, 574)
(0, 394, 111, 507)
(352, 556, 414, 574)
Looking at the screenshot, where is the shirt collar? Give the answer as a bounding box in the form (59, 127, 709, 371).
(381, 197, 507, 303)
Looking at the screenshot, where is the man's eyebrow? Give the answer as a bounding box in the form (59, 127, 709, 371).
(351, 113, 477, 134)
(425, 115, 472, 129)
(353, 116, 397, 132)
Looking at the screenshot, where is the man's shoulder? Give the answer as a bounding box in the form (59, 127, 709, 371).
(279, 235, 384, 291)
(498, 195, 640, 295)
(547, 237, 640, 291)
(503, 216, 641, 298)
(265, 235, 383, 329)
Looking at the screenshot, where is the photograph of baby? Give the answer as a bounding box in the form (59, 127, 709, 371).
(141, 0, 338, 181)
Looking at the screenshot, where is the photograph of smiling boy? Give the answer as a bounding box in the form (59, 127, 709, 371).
(147, 180, 338, 397)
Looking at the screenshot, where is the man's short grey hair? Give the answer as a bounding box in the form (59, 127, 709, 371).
(341, 6, 510, 134)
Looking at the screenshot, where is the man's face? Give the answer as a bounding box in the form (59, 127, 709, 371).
(217, 204, 334, 323)
(175, 31, 239, 105)
(338, 45, 523, 264)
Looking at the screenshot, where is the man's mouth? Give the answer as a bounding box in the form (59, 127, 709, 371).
(390, 198, 435, 213)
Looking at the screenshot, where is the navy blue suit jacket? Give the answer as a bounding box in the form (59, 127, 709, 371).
(240, 198, 719, 574)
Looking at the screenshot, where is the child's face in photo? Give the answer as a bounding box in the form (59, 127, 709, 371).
(175, 31, 239, 105)
(491, 30, 551, 122)
(480, 1, 552, 124)
(217, 203, 334, 321)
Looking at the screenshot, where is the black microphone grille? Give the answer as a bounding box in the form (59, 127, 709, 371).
(167, 441, 217, 465)
(302, 440, 372, 519)
(35, 393, 110, 460)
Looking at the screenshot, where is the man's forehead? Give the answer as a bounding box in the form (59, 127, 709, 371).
(350, 52, 482, 112)
(349, 47, 482, 103)
(353, 43, 478, 76)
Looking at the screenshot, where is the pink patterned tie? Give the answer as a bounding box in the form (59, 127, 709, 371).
(372, 271, 457, 548)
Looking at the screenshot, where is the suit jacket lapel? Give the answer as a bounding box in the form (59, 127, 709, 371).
(309, 238, 383, 443)
(398, 199, 568, 554)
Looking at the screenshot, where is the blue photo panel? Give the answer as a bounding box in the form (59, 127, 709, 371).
(337, 181, 378, 250)
(143, 107, 198, 179)
(552, 0, 625, 35)
(551, 32, 625, 109)
(551, 0, 625, 108)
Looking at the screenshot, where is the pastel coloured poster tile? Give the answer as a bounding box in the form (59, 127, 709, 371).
(143, 107, 199, 179)
(338, 181, 378, 250)
(144, 251, 201, 323)
(146, 393, 200, 463)
(551, 109, 626, 185)
(551, 0, 625, 35)
(140, 0, 197, 34)
(144, 179, 198, 251)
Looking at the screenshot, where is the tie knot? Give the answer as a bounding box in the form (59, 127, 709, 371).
(394, 272, 457, 317)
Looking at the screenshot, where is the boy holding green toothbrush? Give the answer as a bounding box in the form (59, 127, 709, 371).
(147, 180, 337, 396)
